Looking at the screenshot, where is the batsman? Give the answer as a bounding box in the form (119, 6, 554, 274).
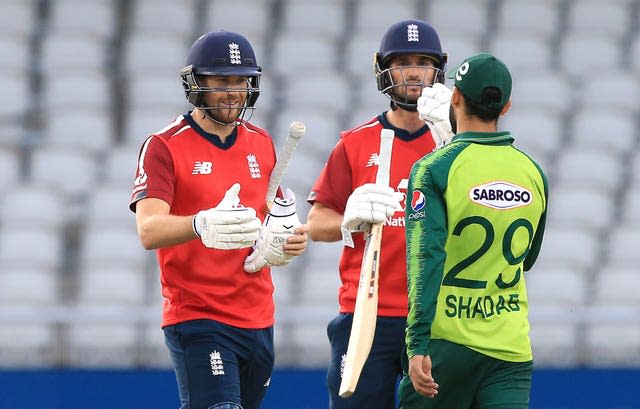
(307, 20, 450, 409)
(130, 31, 308, 409)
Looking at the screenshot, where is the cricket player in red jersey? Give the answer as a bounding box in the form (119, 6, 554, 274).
(307, 20, 449, 409)
(130, 31, 308, 409)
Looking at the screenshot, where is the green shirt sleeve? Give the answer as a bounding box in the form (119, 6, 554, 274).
(405, 158, 449, 358)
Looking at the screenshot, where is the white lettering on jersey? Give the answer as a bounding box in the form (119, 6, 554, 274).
(470, 181, 532, 210)
(192, 161, 213, 174)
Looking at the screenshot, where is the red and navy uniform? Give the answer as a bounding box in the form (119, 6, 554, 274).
(309, 114, 437, 318)
(130, 113, 277, 329)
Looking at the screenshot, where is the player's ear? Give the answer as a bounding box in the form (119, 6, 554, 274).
(451, 86, 462, 107)
(499, 99, 512, 116)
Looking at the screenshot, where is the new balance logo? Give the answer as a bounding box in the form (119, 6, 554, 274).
(366, 153, 381, 167)
(192, 161, 212, 174)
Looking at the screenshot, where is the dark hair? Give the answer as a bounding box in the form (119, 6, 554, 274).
(462, 87, 502, 122)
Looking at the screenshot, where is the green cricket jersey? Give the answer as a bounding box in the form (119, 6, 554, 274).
(405, 131, 548, 362)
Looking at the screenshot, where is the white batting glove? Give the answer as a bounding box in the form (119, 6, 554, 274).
(193, 183, 261, 250)
(341, 183, 402, 246)
(243, 188, 302, 273)
(417, 83, 454, 148)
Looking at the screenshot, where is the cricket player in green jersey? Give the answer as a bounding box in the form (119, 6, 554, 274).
(399, 52, 548, 409)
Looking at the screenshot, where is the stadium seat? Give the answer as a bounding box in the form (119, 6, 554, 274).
(0, 323, 58, 367)
(0, 267, 59, 306)
(354, 0, 417, 36)
(0, 35, 30, 74)
(426, 0, 488, 39)
(30, 147, 98, 197)
(130, 0, 196, 38)
(67, 322, 140, 367)
(605, 227, 640, 269)
(0, 72, 29, 121)
(0, 148, 21, 195)
(280, 0, 346, 39)
(123, 33, 188, 76)
(205, 0, 272, 52)
(489, 35, 552, 74)
(126, 73, 188, 113)
(48, 0, 116, 38)
(571, 109, 636, 156)
(566, 0, 631, 40)
(538, 226, 598, 273)
(546, 186, 614, 234)
(1, 184, 66, 231)
(76, 265, 147, 306)
(496, 0, 560, 39)
(502, 107, 564, 164)
(0, 0, 35, 38)
(344, 32, 383, 77)
(559, 34, 621, 78)
(273, 107, 341, 155)
(529, 322, 579, 367)
(553, 148, 622, 194)
(103, 145, 139, 186)
(440, 34, 481, 69)
(579, 72, 640, 113)
(585, 320, 640, 366)
(78, 225, 149, 272)
(283, 72, 349, 116)
(509, 70, 573, 115)
(40, 32, 106, 76)
(526, 267, 587, 307)
(620, 191, 640, 227)
(272, 34, 337, 76)
(42, 72, 111, 112)
(0, 226, 64, 271)
(44, 108, 113, 154)
(86, 185, 136, 228)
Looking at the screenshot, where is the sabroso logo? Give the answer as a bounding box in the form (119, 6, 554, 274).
(469, 181, 532, 210)
(411, 190, 426, 211)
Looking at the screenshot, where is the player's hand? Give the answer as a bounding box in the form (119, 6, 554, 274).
(193, 183, 261, 250)
(418, 83, 454, 148)
(244, 188, 304, 273)
(341, 183, 402, 233)
(408, 354, 439, 398)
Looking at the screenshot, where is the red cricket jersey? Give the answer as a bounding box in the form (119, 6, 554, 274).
(130, 114, 277, 329)
(309, 114, 437, 317)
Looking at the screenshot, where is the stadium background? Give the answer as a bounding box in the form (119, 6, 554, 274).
(0, 0, 639, 407)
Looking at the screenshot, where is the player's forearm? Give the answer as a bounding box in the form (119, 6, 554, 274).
(136, 213, 196, 250)
(307, 203, 343, 242)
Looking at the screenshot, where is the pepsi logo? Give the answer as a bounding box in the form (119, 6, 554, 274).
(411, 190, 426, 211)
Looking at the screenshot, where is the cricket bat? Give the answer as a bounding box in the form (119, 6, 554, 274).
(339, 128, 394, 398)
(265, 121, 305, 210)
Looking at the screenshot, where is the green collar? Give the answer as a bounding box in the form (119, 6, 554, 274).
(451, 131, 514, 146)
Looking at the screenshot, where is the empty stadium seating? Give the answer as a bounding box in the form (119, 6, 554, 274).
(0, 0, 638, 370)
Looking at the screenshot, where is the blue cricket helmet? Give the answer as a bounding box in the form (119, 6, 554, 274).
(374, 20, 448, 109)
(180, 30, 262, 110)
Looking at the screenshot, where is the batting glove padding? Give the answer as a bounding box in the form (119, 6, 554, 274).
(193, 183, 261, 250)
(341, 183, 402, 234)
(418, 83, 454, 148)
(244, 188, 302, 273)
